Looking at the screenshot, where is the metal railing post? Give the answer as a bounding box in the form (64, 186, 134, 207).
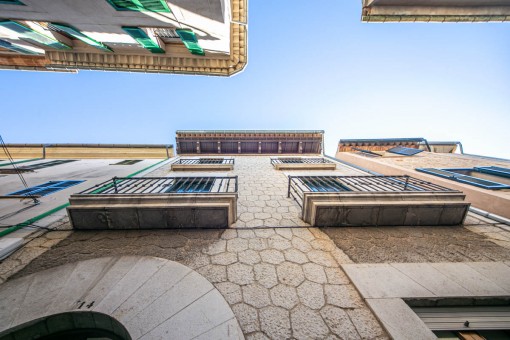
(234, 176, 238, 193)
(404, 176, 409, 191)
(288, 176, 292, 198)
(113, 177, 118, 193)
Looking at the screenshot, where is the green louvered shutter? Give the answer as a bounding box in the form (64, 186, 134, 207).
(123, 26, 165, 53)
(176, 29, 204, 56)
(107, 0, 170, 12)
(49, 23, 112, 52)
(0, 38, 40, 54)
(0, 0, 24, 4)
(0, 20, 70, 50)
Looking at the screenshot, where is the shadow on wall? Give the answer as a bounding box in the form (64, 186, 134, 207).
(0, 311, 131, 340)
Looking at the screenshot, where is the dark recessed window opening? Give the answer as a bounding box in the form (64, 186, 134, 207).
(417, 166, 510, 190)
(302, 177, 351, 192)
(387, 146, 424, 156)
(279, 158, 304, 164)
(198, 158, 223, 164)
(199, 142, 218, 153)
(112, 160, 142, 165)
(166, 178, 214, 193)
(7, 180, 84, 197)
(261, 142, 278, 154)
(220, 142, 238, 153)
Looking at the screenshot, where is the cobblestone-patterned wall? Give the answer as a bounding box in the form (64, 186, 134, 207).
(152, 156, 363, 228)
(3, 155, 510, 340)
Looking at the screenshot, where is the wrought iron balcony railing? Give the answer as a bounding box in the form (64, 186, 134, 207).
(288, 175, 456, 207)
(79, 176, 238, 195)
(271, 158, 332, 166)
(175, 158, 235, 165)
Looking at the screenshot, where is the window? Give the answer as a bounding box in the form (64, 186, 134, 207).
(153, 28, 179, 43)
(280, 158, 304, 164)
(48, 23, 112, 52)
(112, 160, 142, 165)
(0, 20, 70, 50)
(352, 147, 382, 158)
(106, 0, 170, 12)
(176, 29, 204, 56)
(7, 180, 84, 197)
(122, 27, 165, 53)
(417, 166, 510, 190)
(0, 38, 40, 55)
(302, 177, 351, 192)
(0, 0, 24, 5)
(166, 178, 213, 193)
(198, 158, 223, 164)
(19, 160, 76, 170)
(412, 305, 510, 340)
(387, 146, 424, 156)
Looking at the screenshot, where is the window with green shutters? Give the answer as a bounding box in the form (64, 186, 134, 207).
(0, 39, 40, 54)
(106, 0, 170, 12)
(49, 23, 112, 52)
(0, 0, 24, 5)
(176, 29, 204, 56)
(0, 20, 70, 50)
(122, 27, 165, 53)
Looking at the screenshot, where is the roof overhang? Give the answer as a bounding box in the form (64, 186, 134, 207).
(176, 130, 324, 155)
(338, 138, 425, 152)
(362, 0, 510, 22)
(0, 0, 247, 76)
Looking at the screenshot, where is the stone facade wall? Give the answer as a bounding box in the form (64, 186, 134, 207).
(152, 155, 364, 228)
(368, 152, 510, 171)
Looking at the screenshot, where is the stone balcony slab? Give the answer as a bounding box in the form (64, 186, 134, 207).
(67, 193, 237, 229)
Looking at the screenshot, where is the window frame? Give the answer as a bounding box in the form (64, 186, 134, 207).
(106, 0, 171, 13)
(301, 177, 351, 192)
(416, 167, 510, 190)
(0, 0, 24, 5)
(7, 180, 84, 197)
(166, 178, 214, 193)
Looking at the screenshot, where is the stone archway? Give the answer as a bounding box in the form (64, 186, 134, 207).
(0, 311, 130, 340)
(0, 256, 243, 339)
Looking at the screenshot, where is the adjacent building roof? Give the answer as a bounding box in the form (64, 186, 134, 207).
(0, 143, 174, 159)
(0, 0, 247, 76)
(338, 138, 426, 152)
(176, 130, 324, 155)
(362, 0, 510, 22)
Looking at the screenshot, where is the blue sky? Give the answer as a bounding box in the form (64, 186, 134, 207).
(1, 1, 509, 158)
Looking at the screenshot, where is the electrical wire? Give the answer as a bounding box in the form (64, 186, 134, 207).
(0, 135, 39, 204)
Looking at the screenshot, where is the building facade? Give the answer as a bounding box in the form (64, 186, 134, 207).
(0, 132, 509, 339)
(362, 0, 510, 22)
(0, 0, 247, 75)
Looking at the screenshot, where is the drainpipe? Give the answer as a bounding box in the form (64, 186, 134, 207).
(457, 142, 464, 154)
(322, 133, 325, 156)
(419, 138, 432, 152)
(469, 207, 510, 226)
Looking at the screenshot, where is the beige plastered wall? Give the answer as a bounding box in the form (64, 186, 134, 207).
(1, 145, 174, 159)
(335, 152, 510, 219)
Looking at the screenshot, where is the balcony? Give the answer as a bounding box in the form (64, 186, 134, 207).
(67, 176, 238, 229)
(171, 158, 234, 171)
(271, 157, 336, 170)
(288, 175, 469, 227)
